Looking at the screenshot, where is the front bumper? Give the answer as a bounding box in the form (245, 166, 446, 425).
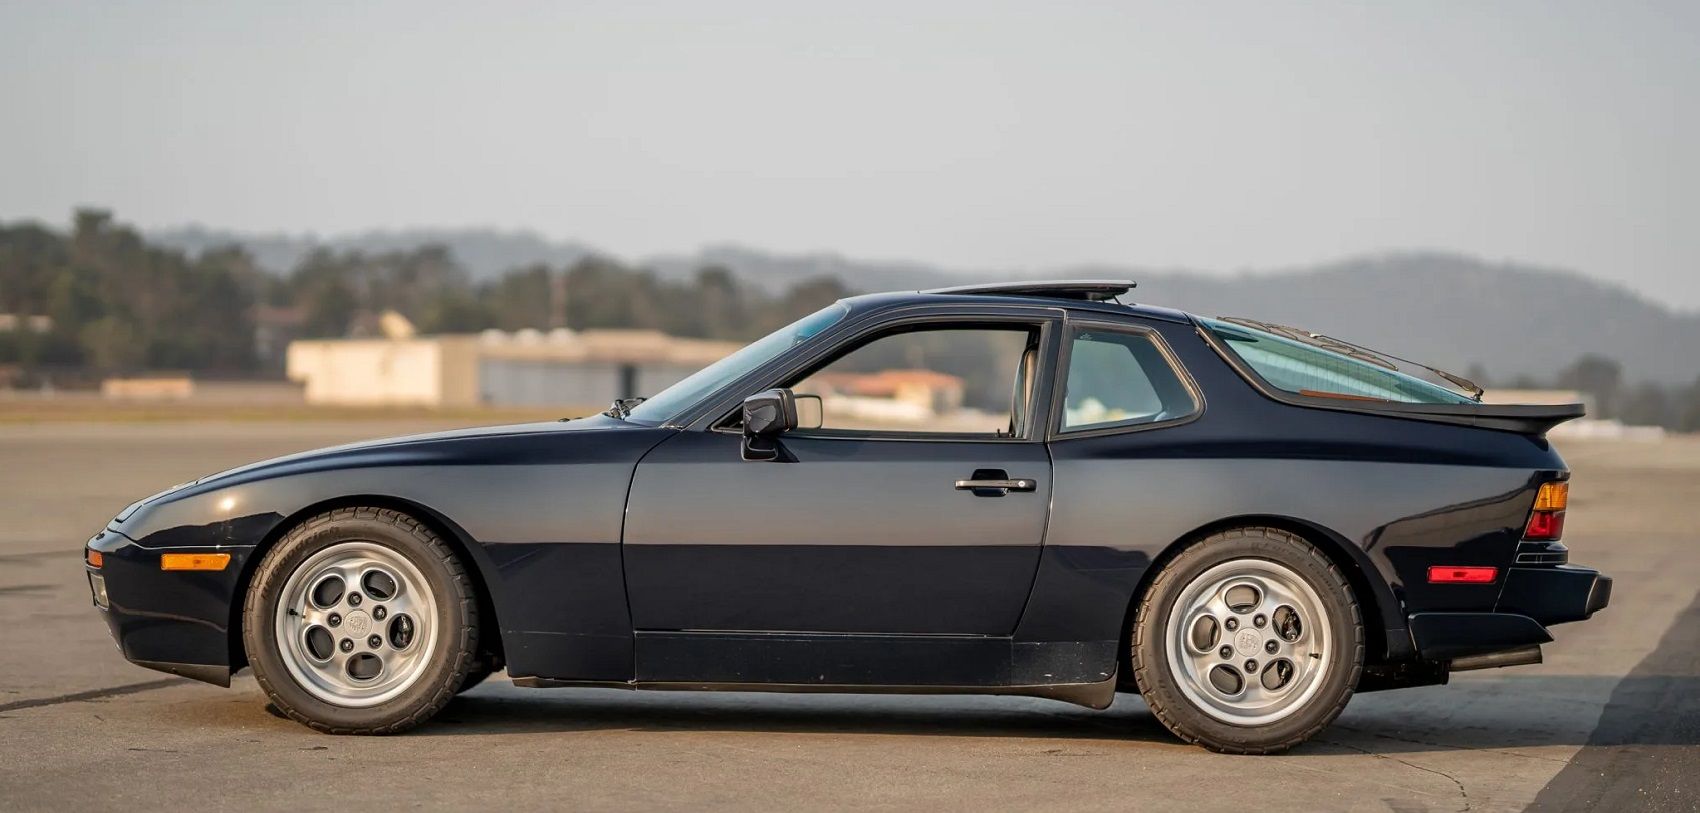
(86, 530, 255, 686)
(1407, 565, 1611, 661)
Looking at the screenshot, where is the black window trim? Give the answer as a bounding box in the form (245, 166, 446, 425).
(692, 304, 1068, 444)
(1045, 316, 1205, 441)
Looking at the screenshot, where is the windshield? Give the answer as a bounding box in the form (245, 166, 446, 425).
(625, 302, 850, 424)
(1201, 317, 1475, 405)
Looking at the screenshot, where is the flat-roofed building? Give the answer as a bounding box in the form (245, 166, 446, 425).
(1479, 389, 1591, 409)
(286, 328, 739, 409)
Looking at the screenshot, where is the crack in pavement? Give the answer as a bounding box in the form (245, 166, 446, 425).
(1331, 723, 1573, 766)
(1319, 735, 1471, 812)
(1265, 752, 1459, 801)
(0, 678, 185, 714)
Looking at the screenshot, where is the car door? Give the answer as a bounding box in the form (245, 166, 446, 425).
(622, 311, 1060, 652)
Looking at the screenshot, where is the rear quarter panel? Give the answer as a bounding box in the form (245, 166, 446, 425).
(1020, 318, 1564, 663)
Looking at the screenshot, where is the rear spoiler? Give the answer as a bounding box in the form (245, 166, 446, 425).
(1242, 378, 1585, 436)
(1342, 400, 1587, 436)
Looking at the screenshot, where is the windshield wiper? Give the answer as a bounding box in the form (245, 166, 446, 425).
(602, 396, 647, 419)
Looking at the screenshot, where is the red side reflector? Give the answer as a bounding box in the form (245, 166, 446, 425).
(1524, 510, 1566, 541)
(1428, 566, 1498, 584)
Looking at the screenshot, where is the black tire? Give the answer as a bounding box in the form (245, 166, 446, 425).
(455, 665, 497, 695)
(242, 507, 479, 735)
(1131, 527, 1363, 754)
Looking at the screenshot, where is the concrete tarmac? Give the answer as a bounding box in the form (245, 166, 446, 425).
(1, 422, 1696, 812)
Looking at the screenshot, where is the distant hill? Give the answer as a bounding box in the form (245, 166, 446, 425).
(1123, 254, 1700, 386)
(150, 227, 1700, 384)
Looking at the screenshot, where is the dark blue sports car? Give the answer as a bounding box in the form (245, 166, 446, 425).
(85, 281, 1609, 753)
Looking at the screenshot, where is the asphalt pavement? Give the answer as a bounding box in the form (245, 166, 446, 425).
(1, 422, 1696, 812)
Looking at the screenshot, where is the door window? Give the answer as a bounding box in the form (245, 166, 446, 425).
(1060, 328, 1196, 432)
(790, 326, 1038, 436)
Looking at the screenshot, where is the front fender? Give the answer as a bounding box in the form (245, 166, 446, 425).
(97, 423, 674, 683)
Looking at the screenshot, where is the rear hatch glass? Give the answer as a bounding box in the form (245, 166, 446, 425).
(1201, 317, 1480, 405)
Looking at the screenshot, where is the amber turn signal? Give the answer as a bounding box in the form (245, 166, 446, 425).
(160, 552, 231, 571)
(85, 549, 103, 568)
(1533, 482, 1568, 512)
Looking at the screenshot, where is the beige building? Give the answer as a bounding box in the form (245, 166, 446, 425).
(101, 375, 196, 401)
(1479, 389, 1591, 409)
(287, 326, 740, 409)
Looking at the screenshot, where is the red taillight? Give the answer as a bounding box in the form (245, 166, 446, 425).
(1428, 565, 1498, 584)
(1525, 510, 1566, 540)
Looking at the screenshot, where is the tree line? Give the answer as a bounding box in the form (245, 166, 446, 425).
(0, 209, 848, 376)
(2, 209, 1698, 431)
(1474, 355, 1700, 432)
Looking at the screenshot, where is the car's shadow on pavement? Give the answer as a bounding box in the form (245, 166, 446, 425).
(286, 672, 1695, 753)
(412, 689, 1174, 744)
(1311, 672, 1700, 755)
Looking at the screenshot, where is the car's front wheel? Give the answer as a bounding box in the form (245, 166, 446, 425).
(243, 507, 479, 734)
(1132, 527, 1363, 754)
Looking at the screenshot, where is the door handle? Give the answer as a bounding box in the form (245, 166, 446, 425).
(954, 478, 1037, 491)
(954, 466, 1037, 497)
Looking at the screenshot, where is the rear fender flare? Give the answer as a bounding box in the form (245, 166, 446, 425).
(1122, 514, 1406, 675)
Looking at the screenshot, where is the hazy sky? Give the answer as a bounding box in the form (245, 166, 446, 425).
(3, 1, 1696, 308)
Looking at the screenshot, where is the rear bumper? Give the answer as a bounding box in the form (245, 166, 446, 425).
(1497, 565, 1612, 625)
(1407, 565, 1610, 661)
(86, 530, 253, 687)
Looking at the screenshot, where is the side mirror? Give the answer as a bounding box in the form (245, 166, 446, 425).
(794, 394, 823, 430)
(741, 388, 798, 460)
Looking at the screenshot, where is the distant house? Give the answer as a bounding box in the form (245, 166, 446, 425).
(0, 314, 53, 333)
(101, 375, 194, 401)
(286, 328, 740, 409)
(1479, 389, 1592, 410)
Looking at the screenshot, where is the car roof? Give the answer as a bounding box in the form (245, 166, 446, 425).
(840, 280, 1196, 325)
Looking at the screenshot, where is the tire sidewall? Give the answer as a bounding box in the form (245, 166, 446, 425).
(1135, 532, 1362, 751)
(243, 513, 473, 731)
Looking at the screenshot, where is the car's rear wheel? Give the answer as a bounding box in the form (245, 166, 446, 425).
(243, 507, 478, 734)
(1132, 527, 1363, 754)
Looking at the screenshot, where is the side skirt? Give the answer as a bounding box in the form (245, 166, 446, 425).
(132, 659, 231, 687)
(509, 672, 1119, 710)
(629, 630, 1119, 688)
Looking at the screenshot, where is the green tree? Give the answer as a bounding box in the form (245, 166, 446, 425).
(1557, 355, 1624, 418)
(1679, 377, 1700, 433)
(480, 264, 556, 331)
(1618, 382, 1670, 428)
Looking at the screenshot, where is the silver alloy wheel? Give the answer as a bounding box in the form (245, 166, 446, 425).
(273, 541, 439, 708)
(1163, 558, 1331, 726)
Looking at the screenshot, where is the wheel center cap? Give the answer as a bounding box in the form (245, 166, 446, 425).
(345, 609, 372, 636)
(1234, 628, 1261, 657)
